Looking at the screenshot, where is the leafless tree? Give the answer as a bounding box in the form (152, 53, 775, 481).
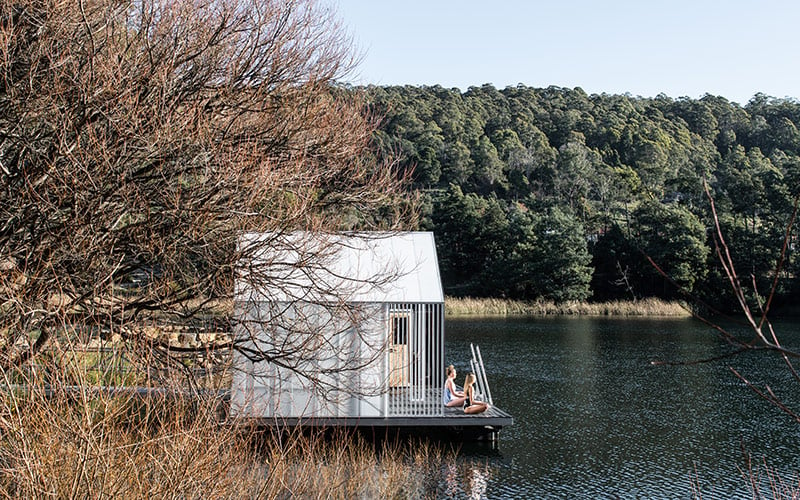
(652, 181, 800, 422)
(0, 0, 416, 389)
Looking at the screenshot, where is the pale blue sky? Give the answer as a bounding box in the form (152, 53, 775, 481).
(328, 0, 800, 105)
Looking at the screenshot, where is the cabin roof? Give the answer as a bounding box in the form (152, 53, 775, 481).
(235, 231, 444, 304)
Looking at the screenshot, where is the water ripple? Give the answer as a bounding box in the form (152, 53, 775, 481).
(445, 317, 800, 499)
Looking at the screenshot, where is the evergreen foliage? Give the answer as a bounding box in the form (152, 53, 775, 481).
(367, 85, 799, 308)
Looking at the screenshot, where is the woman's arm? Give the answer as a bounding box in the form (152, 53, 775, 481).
(446, 378, 464, 397)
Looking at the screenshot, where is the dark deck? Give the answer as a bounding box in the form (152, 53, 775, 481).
(243, 385, 512, 441)
(255, 405, 512, 427)
(248, 404, 513, 441)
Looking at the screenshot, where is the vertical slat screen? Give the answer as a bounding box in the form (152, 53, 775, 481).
(387, 302, 443, 417)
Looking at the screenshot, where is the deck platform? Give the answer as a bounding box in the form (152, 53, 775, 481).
(248, 409, 513, 442)
(247, 388, 513, 442)
(252, 405, 512, 428)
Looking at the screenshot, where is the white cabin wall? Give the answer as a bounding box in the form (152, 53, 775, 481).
(356, 304, 387, 417)
(231, 300, 388, 418)
(230, 301, 279, 417)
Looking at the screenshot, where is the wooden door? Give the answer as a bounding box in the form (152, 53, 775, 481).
(388, 311, 410, 387)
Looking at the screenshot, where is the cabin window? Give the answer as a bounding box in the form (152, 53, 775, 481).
(391, 313, 409, 345)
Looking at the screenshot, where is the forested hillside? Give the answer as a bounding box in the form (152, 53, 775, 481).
(363, 85, 800, 310)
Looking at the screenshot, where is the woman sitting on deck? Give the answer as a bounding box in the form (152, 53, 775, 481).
(442, 365, 467, 407)
(463, 373, 489, 415)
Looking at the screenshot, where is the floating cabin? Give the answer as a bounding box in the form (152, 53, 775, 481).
(230, 231, 512, 441)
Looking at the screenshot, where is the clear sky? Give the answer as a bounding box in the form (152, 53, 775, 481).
(328, 0, 800, 105)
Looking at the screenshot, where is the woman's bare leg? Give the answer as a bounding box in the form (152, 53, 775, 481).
(464, 402, 488, 414)
(446, 396, 467, 407)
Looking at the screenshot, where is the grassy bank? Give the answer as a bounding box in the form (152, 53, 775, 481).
(0, 350, 459, 499)
(445, 296, 692, 317)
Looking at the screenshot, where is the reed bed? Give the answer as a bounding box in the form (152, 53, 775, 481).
(445, 296, 691, 317)
(0, 345, 457, 499)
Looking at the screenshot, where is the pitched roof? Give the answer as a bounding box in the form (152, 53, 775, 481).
(235, 232, 444, 303)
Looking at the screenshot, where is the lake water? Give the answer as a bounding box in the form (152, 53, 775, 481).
(443, 316, 800, 499)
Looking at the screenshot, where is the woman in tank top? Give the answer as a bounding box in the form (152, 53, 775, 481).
(463, 373, 489, 414)
(442, 365, 466, 407)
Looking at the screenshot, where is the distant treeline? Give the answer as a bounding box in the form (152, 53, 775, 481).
(362, 84, 800, 311)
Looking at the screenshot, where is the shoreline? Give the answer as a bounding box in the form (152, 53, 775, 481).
(445, 296, 692, 318)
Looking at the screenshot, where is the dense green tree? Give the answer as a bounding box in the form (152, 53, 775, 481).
(487, 203, 539, 297)
(430, 185, 508, 296)
(527, 206, 593, 302)
(666, 98, 719, 141)
(470, 135, 508, 193)
(363, 85, 799, 306)
(631, 201, 710, 298)
(590, 225, 640, 301)
(551, 134, 597, 215)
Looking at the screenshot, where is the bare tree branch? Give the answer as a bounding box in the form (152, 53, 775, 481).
(729, 367, 800, 425)
(649, 176, 800, 422)
(0, 0, 418, 394)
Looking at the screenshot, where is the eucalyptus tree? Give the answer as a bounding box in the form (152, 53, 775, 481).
(551, 133, 597, 215)
(497, 204, 592, 302)
(631, 201, 710, 298)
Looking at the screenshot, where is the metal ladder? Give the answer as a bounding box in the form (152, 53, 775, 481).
(469, 343, 493, 405)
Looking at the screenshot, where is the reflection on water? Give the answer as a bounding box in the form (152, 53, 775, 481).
(436, 461, 492, 499)
(442, 463, 461, 498)
(440, 463, 491, 499)
(465, 465, 489, 499)
(440, 317, 800, 499)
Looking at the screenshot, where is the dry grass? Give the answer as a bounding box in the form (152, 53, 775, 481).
(445, 296, 692, 317)
(0, 346, 455, 499)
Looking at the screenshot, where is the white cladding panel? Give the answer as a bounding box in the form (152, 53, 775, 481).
(229, 302, 388, 419)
